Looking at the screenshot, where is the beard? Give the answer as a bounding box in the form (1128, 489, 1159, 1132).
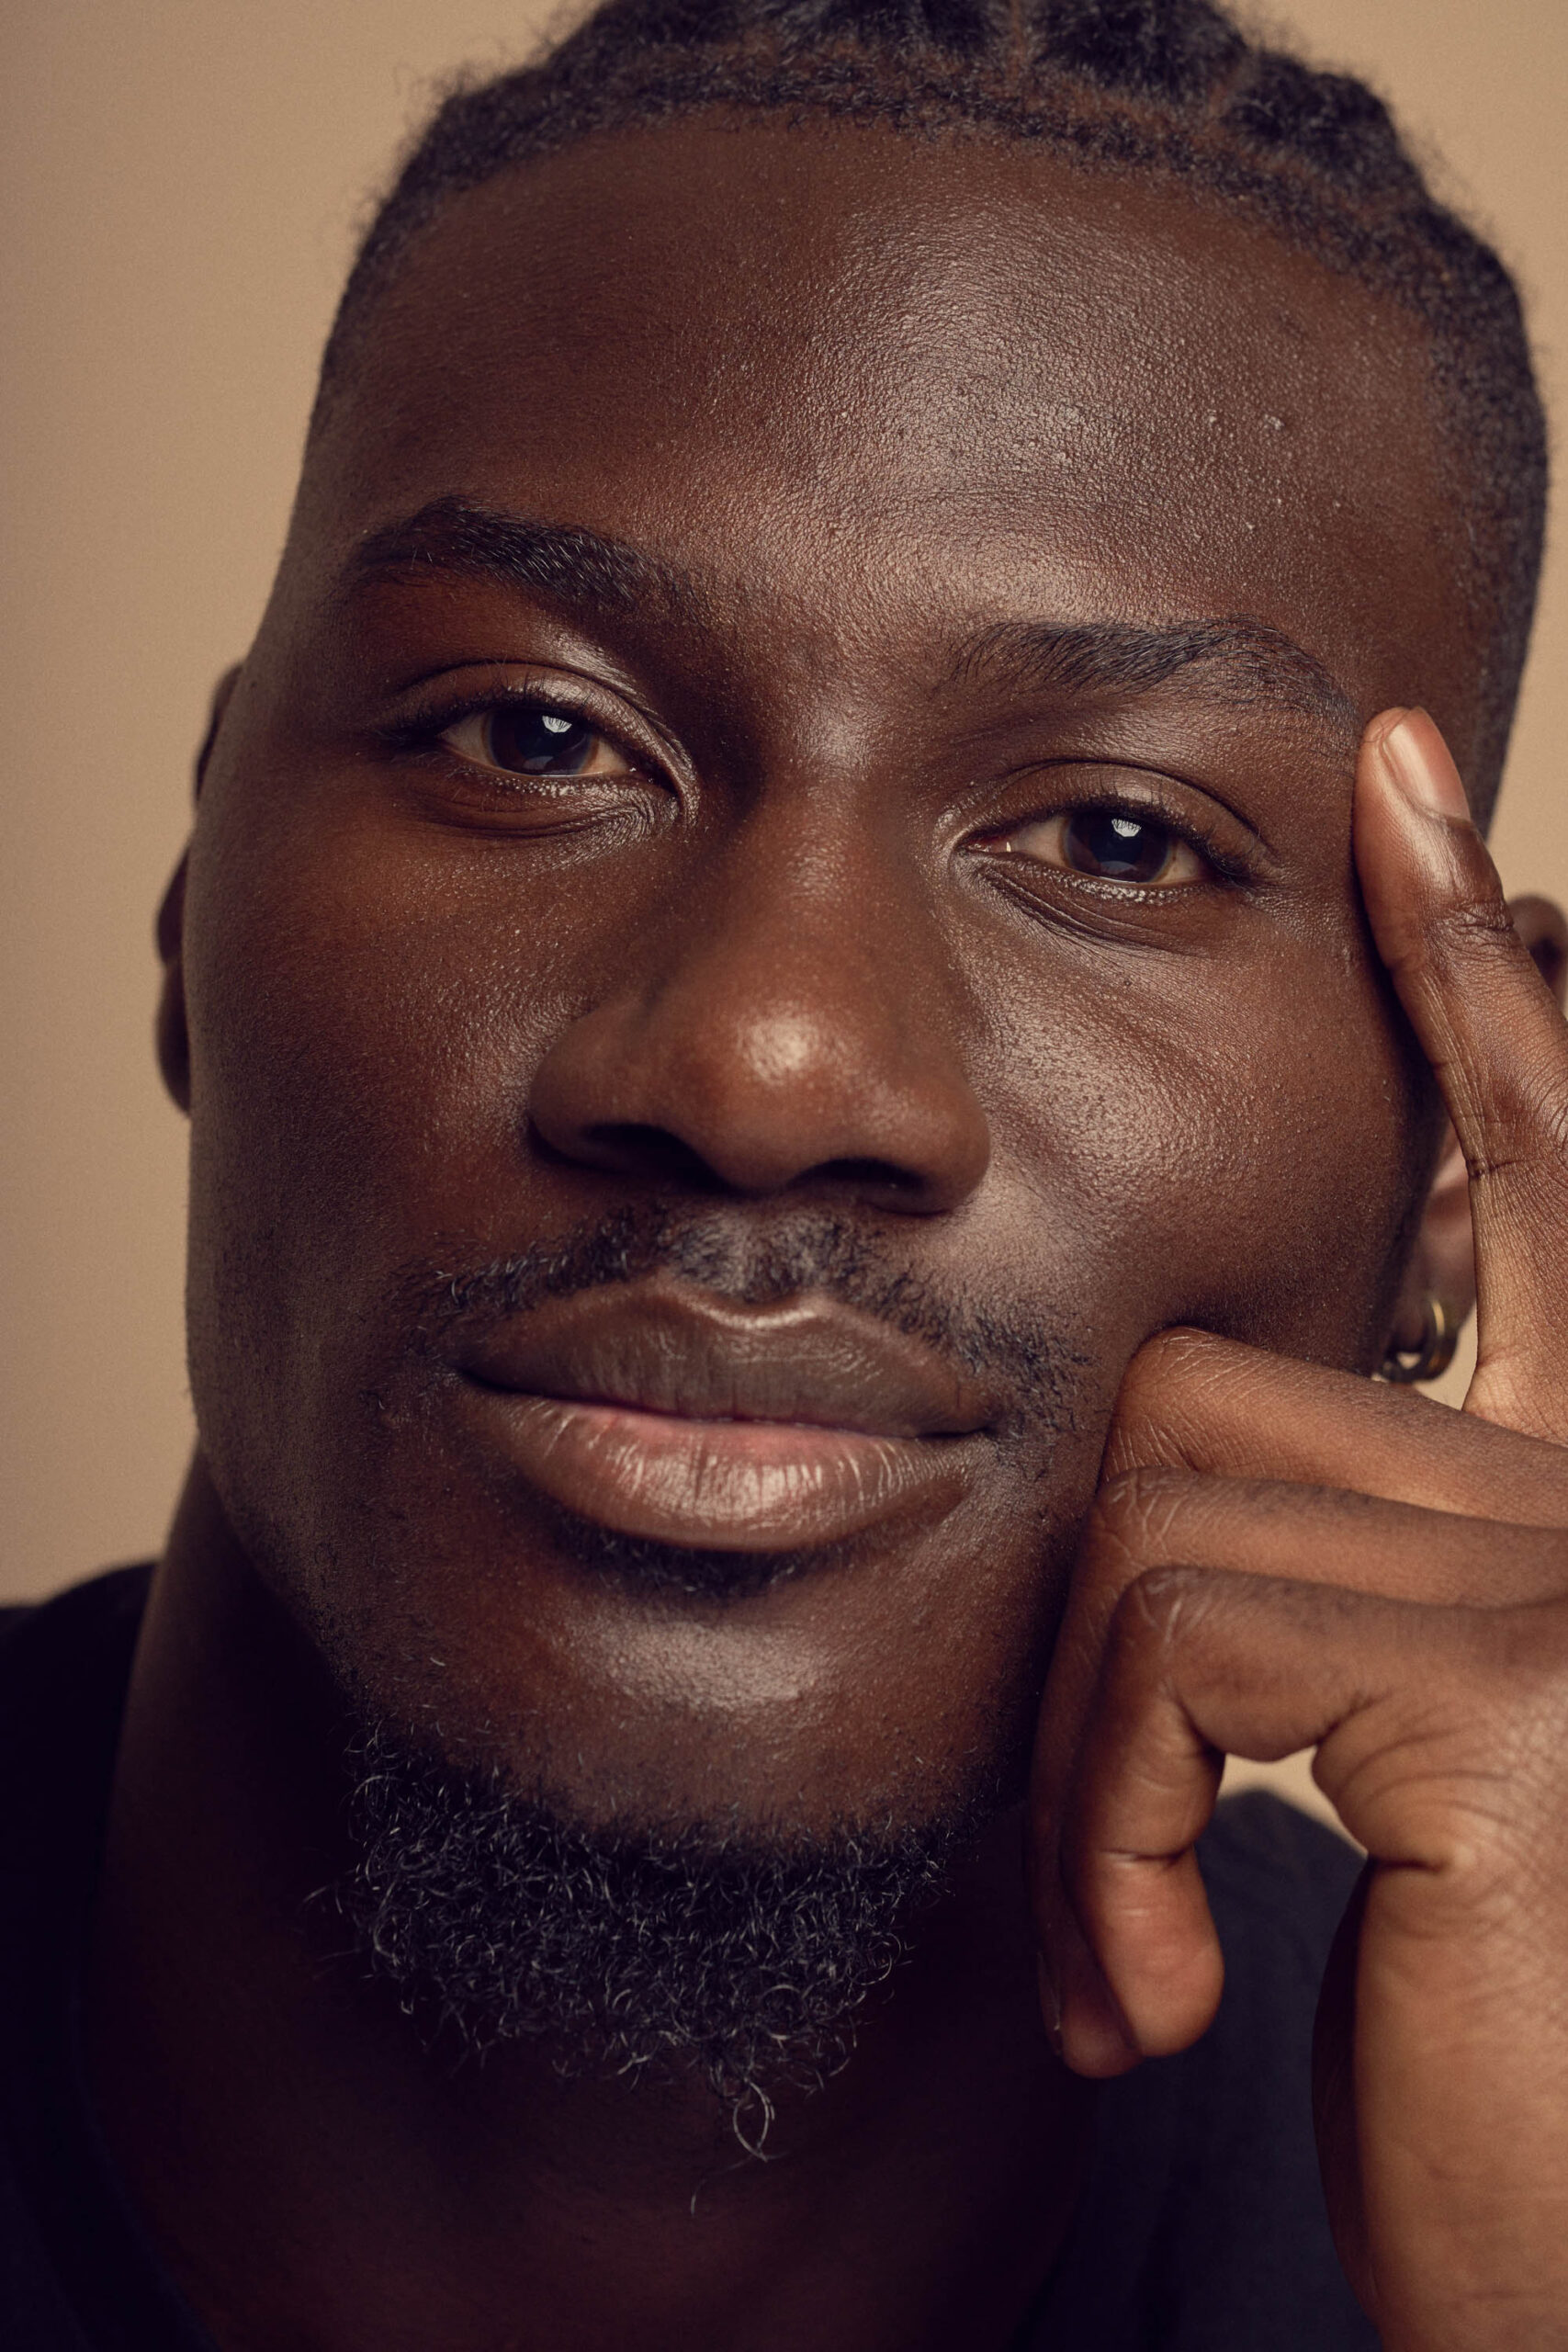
(339, 1724, 997, 2151)
(319, 1201, 1080, 2143)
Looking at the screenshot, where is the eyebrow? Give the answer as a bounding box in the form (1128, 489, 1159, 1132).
(953, 616, 1358, 732)
(344, 496, 699, 622)
(346, 497, 1358, 736)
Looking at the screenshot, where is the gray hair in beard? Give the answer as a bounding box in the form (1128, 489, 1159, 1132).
(341, 1205, 1070, 2143)
(339, 1726, 992, 2154)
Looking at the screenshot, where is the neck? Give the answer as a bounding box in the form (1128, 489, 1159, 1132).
(85, 1459, 1092, 2352)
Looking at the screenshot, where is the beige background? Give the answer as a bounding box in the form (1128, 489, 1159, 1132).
(2, 0, 1563, 1741)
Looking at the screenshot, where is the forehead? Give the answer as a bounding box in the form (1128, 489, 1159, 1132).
(301, 119, 1472, 736)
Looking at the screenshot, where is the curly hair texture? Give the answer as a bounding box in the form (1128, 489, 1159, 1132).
(340, 1727, 977, 2152)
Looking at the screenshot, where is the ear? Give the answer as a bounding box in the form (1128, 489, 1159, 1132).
(1387, 892, 1568, 1353)
(155, 853, 192, 1112)
(155, 665, 243, 1115)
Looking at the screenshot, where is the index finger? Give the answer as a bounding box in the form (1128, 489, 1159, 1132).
(1357, 707, 1568, 1436)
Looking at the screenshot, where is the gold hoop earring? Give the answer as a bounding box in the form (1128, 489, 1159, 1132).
(1380, 1294, 1460, 1385)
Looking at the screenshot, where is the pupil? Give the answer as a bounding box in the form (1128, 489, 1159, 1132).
(487, 705, 594, 775)
(1064, 809, 1170, 882)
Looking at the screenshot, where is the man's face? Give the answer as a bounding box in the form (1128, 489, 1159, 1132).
(174, 121, 1474, 1839)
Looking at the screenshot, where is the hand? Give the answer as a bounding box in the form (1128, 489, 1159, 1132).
(1030, 709, 1568, 2350)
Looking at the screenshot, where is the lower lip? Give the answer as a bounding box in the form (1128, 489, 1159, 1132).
(457, 1387, 975, 1553)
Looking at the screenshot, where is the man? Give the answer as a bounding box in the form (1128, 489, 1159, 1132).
(5, 0, 1568, 2342)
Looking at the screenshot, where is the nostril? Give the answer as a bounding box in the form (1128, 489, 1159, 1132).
(542, 1123, 931, 1204)
(815, 1157, 923, 1200)
(581, 1124, 729, 1190)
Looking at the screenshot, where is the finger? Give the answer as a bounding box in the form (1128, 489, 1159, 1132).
(1090, 1465, 1568, 1613)
(1356, 707, 1568, 1435)
(1058, 1566, 1568, 2340)
(1054, 1567, 1565, 2060)
(1034, 1864, 1145, 2080)
(1105, 1326, 1568, 1528)
(1032, 1469, 1568, 2069)
(1032, 1453, 1568, 1891)
(1053, 1566, 1389, 2070)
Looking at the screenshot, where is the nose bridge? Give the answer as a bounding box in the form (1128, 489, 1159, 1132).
(528, 793, 990, 1209)
(678, 806, 917, 1068)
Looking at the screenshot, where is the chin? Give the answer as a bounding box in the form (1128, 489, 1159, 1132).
(333, 1702, 1010, 2150)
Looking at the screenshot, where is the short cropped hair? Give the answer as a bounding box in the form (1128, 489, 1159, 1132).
(319, 0, 1548, 807)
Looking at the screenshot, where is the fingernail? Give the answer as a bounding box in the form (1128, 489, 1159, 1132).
(1037, 1955, 1064, 2055)
(1377, 709, 1471, 825)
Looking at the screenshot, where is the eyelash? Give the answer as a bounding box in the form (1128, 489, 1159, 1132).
(380, 688, 644, 775)
(382, 695, 1249, 892)
(975, 794, 1247, 892)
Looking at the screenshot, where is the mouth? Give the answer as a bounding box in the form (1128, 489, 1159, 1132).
(448, 1283, 995, 1556)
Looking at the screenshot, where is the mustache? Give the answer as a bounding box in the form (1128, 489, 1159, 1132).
(400, 1201, 1083, 1434)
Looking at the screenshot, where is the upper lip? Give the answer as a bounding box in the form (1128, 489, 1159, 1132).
(452, 1281, 995, 1441)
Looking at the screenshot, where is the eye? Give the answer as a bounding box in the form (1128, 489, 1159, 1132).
(994, 807, 1207, 888)
(439, 702, 631, 779)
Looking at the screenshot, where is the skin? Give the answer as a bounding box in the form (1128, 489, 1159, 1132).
(84, 119, 1568, 2349)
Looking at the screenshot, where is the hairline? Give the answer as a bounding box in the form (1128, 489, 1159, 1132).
(307, 104, 1525, 813)
(318, 99, 1450, 414)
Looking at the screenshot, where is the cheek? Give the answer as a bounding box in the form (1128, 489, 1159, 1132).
(178, 793, 606, 1526)
(979, 919, 1427, 1369)
(186, 804, 591, 1254)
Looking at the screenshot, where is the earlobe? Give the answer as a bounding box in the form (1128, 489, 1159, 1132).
(157, 665, 242, 1116)
(155, 854, 192, 1114)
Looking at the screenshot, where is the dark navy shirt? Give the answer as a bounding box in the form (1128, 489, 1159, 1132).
(0, 1569, 1378, 2349)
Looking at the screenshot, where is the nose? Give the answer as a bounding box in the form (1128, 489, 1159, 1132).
(528, 819, 989, 1215)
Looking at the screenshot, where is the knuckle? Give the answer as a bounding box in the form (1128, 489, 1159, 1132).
(1379, 877, 1492, 980)
(1393, 884, 1534, 1017)
(1412, 1741, 1568, 1928)
(1110, 1562, 1215, 1665)
(1434, 889, 1518, 963)
(1087, 1467, 1202, 1585)
(1364, 1610, 1568, 1902)
(1460, 1055, 1568, 1186)
(1393, 879, 1518, 987)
